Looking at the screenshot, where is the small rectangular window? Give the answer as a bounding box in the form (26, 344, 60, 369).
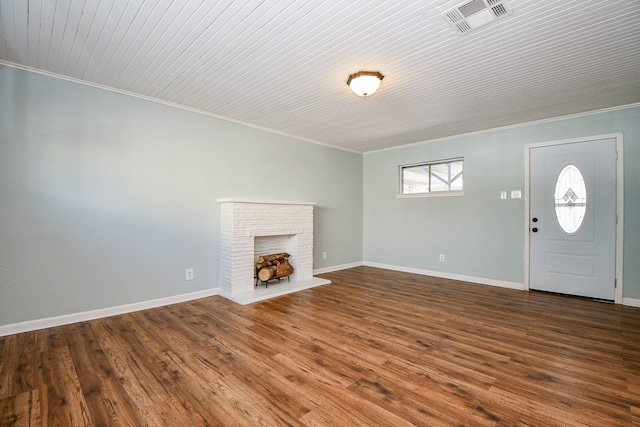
(400, 158, 464, 196)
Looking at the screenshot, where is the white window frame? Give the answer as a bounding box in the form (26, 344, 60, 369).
(397, 158, 464, 198)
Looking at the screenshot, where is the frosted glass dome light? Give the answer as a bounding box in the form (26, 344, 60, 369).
(347, 71, 384, 98)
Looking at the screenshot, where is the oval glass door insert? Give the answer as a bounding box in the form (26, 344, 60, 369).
(554, 164, 587, 234)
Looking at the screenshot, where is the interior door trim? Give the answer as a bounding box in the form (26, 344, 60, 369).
(524, 133, 624, 303)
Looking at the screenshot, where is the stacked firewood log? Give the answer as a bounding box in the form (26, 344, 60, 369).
(255, 252, 294, 283)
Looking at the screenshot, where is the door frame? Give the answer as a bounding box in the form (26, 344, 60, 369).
(524, 133, 624, 303)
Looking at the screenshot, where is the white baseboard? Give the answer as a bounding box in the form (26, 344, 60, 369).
(314, 261, 363, 275)
(364, 262, 640, 306)
(5, 265, 634, 337)
(363, 261, 525, 290)
(623, 298, 640, 308)
(0, 288, 220, 337)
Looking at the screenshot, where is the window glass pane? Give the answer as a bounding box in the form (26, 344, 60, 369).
(431, 161, 463, 192)
(402, 165, 430, 194)
(554, 164, 586, 234)
(400, 159, 463, 195)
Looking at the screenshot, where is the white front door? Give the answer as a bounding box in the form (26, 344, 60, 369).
(529, 138, 617, 300)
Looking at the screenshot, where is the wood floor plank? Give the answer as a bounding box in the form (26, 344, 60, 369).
(0, 332, 42, 401)
(382, 356, 490, 406)
(63, 322, 145, 426)
(40, 346, 94, 426)
(300, 403, 370, 427)
(206, 374, 295, 427)
(263, 354, 415, 427)
(206, 335, 318, 423)
(346, 375, 458, 427)
(152, 350, 241, 426)
(1, 266, 639, 425)
(0, 389, 42, 426)
(290, 338, 382, 387)
(92, 321, 195, 426)
(0, 335, 19, 400)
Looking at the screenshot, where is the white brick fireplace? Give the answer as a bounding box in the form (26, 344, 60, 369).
(218, 199, 330, 304)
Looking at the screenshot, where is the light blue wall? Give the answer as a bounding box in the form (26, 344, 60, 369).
(2, 63, 638, 328)
(363, 106, 640, 298)
(0, 65, 363, 325)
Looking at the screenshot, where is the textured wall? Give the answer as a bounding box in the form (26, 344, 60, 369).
(363, 106, 640, 299)
(0, 65, 363, 326)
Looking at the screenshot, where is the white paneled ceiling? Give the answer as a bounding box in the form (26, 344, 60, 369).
(1, 0, 639, 153)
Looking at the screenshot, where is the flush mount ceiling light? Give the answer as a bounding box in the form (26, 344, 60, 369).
(347, 71, 384, 98)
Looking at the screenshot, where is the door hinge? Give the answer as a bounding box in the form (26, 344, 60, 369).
(614, 278, 617, 288)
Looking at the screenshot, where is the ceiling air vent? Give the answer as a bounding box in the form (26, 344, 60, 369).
(442, 0, 512, 35)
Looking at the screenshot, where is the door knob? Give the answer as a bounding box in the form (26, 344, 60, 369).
(532, 227, 538, 232)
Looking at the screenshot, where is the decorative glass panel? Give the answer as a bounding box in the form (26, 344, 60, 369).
(554, 165, 586, 234)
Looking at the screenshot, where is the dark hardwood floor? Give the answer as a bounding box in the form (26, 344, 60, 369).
(1, 266, 639, 426)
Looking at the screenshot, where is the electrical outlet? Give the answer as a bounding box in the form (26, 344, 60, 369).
(185, 268, 194, 281)
(511, 190, 522, 199)
(322, 251, 327, 259)
(439, 254, 445, 262)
